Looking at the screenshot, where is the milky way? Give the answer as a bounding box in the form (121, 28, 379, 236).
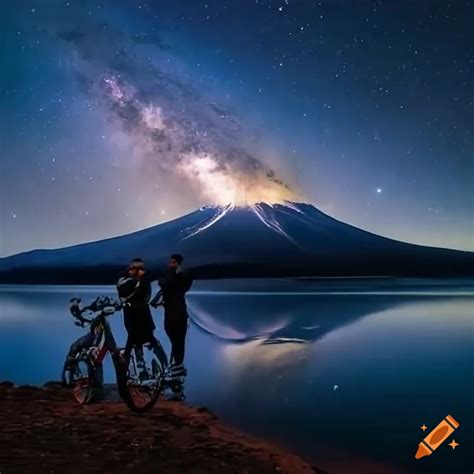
(58, 21, 295, 206)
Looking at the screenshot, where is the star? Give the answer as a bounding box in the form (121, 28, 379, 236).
(448, 439, 459, 450)
(376, 188, 382, 193)
(421, 424, 428, 431)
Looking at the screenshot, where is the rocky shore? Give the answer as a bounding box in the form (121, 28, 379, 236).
(0, 381, 324, 474)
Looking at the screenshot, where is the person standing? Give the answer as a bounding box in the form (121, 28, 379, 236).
(157, 253, 193, 380)
(117, 258, 168, 379)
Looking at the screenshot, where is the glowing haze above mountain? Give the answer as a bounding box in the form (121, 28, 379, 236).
(102, 76, 296, 207)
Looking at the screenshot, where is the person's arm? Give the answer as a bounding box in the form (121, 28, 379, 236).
(117, 276, 140, 303)
(117, 276, 139, 291)
(158, 267, 179, 289)
(158, 268, 193, 294)
(179, 271, 193, 293)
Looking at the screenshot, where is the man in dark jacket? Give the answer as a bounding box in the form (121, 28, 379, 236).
(157, 253, 193, 380)
(117, 258, 168, 378)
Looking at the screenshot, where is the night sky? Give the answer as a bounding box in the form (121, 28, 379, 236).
(1, 0, 473, 256)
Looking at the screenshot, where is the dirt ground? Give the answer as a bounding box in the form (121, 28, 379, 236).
(0, 381, 325, 474)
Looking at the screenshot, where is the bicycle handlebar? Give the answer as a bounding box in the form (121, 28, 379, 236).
(69, 292, 163, 328)
(69, 296, 122, 327)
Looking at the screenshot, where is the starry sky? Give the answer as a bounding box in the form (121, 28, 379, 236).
(1, 0, 473, 256)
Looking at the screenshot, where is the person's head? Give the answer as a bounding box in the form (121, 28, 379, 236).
(168, 253, 184, 269)
(128, 258, 145, 278)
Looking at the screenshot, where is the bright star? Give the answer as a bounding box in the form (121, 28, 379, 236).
(421, 424, 427, 431)
(376, 188, 382, 193)
(448, 439, 459, 450)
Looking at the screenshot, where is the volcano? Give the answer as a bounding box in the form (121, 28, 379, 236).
(0, 202, 472, 284)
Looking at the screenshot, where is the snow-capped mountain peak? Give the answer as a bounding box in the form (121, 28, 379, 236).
(0, 202, 472, 283)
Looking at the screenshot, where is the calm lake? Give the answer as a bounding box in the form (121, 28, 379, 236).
(1, 278, 473, 474)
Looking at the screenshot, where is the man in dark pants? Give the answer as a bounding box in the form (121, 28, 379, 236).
(157, 254, 193, 381)
(117, 258, 168, 380)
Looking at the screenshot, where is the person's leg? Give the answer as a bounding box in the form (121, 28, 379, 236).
(134, 345, 146, 370)
(123, 334, 133, 362)
(131, 344, 149, 381)
(166, 319, 187, 399)
(172, 319, 187, 366)
(164, 316, 176, 365)
(168, 318, 187, 383)
(123, 333, 147, 378)
(149, 335, 168, 367)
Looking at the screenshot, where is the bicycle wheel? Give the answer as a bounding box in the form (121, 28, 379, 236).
(119, 347, 164, 413)
(68, 356, 96, 405)
(61, 356, 73, 387)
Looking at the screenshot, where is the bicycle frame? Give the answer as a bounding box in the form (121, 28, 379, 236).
(88, 313, 120, 366)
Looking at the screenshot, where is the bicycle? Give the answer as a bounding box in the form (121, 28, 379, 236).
(62, 296, 128, 405)
(62, 296, 181, 413)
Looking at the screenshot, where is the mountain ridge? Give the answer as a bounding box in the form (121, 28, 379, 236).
(0, 202, 472, 283)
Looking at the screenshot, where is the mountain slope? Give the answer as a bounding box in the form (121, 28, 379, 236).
(0, 202, 472, 283)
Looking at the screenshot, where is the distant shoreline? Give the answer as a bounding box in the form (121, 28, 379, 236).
(1, 276, 473, 296)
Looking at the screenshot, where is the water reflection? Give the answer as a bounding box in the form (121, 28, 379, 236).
(185, 290, 474, 474)
(1, 283, 473, 474)
(189, 293, 409, 343)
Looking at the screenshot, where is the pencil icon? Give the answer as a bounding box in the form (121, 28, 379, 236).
(415, 414, 460, 459)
